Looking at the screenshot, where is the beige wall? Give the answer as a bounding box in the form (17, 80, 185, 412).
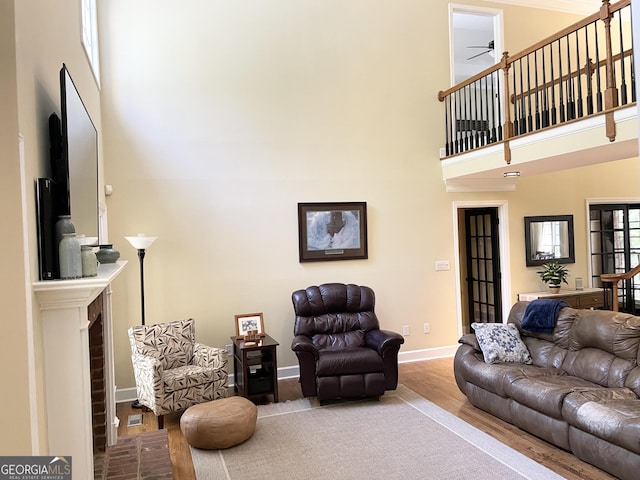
(98, 0, 625, 392)
(2, 0, 104, 455)
(0, 0, 31, 455)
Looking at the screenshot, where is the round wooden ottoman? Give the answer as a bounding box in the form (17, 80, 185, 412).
(180, 396, 258, 449)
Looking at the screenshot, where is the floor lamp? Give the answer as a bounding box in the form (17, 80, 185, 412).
(125, 234, 158, 409)
(125, 234, 158, 326)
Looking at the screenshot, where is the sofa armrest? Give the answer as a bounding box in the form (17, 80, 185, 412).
(193, 343, 228, 370)
(291, 334, 319, 358)
(458, 333, 481, 352)
(365, 329, 404, 355)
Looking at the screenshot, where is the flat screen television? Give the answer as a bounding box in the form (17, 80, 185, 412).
(50, 63, 99, 244)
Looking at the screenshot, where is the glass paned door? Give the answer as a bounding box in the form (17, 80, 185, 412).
(590, 204, 640, 313)
(465, 208, 502, 324)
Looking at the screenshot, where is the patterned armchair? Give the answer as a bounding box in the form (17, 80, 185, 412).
(128, 318, 228, 428)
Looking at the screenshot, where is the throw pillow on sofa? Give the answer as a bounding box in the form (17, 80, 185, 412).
(471, 322, 533, 364)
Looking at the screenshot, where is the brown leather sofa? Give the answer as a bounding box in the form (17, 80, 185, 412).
(454, 301, 640, 480)
(291, 283, 404, 402)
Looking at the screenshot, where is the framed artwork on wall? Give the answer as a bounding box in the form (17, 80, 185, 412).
(297, 202, 368, 262)
(234, 312, 265, 339)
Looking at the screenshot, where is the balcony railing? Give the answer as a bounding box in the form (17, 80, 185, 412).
(438, 0, 634, 162)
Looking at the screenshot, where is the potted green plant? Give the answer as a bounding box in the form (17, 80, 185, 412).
(537, 261, 569, 293)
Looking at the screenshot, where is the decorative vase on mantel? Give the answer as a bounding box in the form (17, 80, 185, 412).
(59, 233, 82, 280)
(95, 244, 120, 264)
(549, 285, 561, 294)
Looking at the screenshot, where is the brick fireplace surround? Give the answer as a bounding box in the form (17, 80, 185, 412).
(33, 262, 126, 479)
(89, 293, 107, 454)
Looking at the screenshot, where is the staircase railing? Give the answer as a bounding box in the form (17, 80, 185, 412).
(600, 263, 640, 312)
(438, 0, 634, 162)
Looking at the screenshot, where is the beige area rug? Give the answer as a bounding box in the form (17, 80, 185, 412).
(190, 385, 564, 480)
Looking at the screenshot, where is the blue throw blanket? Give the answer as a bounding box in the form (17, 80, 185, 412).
(521, 299, 569, 333)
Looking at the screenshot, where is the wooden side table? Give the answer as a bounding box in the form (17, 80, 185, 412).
(231, 334, 279, 403)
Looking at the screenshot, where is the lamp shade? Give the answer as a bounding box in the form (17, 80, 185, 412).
(125, 234, 158, 250)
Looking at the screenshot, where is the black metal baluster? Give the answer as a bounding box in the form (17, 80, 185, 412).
(444, 94, 450, 156)
(450, 93, 456, 154)
(464, 85, 470, 151)
(566, 34, 575, 120)
(490, 72, 497, 142)
(550, 41, 557, 125)
(451, 90, 460, 153)
(480, 77, 485, 146)
(485, 75, 491, 145)
(576, 29, 583, 118)
(455, 89, 460, 153)
(541, 46, 549, 127)
(586, 23, 594, 115)
(478, 77, 487, 146)
(534, 50, 541, 130)
(526, 54, 533, 132)
(473, 80, 480, 148)
(595, 22, 603, 112)
(619, 10, 628, 105)
(519, 58, 526, 134)
(558, 38, 566, 122)
(485, 74, 491, 143)
(496, 71, 503, 141)
(512, 61, 519, 135)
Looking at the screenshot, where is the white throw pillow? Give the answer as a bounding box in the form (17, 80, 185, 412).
(471, 322, 533, 364)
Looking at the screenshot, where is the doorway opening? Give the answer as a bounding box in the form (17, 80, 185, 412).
(449, 4, 504, 85)
(588, 200, 640, 313)
(454, 201, 511, 336)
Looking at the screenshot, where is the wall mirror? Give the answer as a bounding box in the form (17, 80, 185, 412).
(524, 215, 575, 266)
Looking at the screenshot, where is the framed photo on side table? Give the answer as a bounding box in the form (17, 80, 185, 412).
(298, 201, 368, 262)
(234, 312, 265, 339)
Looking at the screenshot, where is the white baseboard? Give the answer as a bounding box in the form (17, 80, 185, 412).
(115, 346, 456, 403)
(397, 344, 458, 364)
(116, 387, 138, 404)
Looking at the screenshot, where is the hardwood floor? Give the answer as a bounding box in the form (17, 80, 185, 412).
(116, 357, 615, 480)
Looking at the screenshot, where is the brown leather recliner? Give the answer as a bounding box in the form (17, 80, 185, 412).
(291, 283, 404, 401)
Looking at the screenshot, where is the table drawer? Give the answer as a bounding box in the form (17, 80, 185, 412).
(576, 292, 604, 309)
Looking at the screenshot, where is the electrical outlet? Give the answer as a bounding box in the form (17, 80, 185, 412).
(402, 325, 410, 336)
(423, 323, 430, 334)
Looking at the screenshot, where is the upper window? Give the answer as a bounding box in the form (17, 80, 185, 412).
(81, 0, 100, 86)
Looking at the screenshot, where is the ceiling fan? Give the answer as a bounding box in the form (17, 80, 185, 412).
(466, 40, 495, 60)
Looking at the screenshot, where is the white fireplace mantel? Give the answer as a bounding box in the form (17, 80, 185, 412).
(33, 261, 126, 480)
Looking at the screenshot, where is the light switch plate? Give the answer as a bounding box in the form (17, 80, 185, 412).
(435, 260, 450, 271)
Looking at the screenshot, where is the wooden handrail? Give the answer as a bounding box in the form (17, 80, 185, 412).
(437, 0, 633, 159)
(600, 263, 640, 311)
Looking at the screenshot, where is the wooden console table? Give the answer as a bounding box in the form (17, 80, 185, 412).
(518, 287, 606, 309)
